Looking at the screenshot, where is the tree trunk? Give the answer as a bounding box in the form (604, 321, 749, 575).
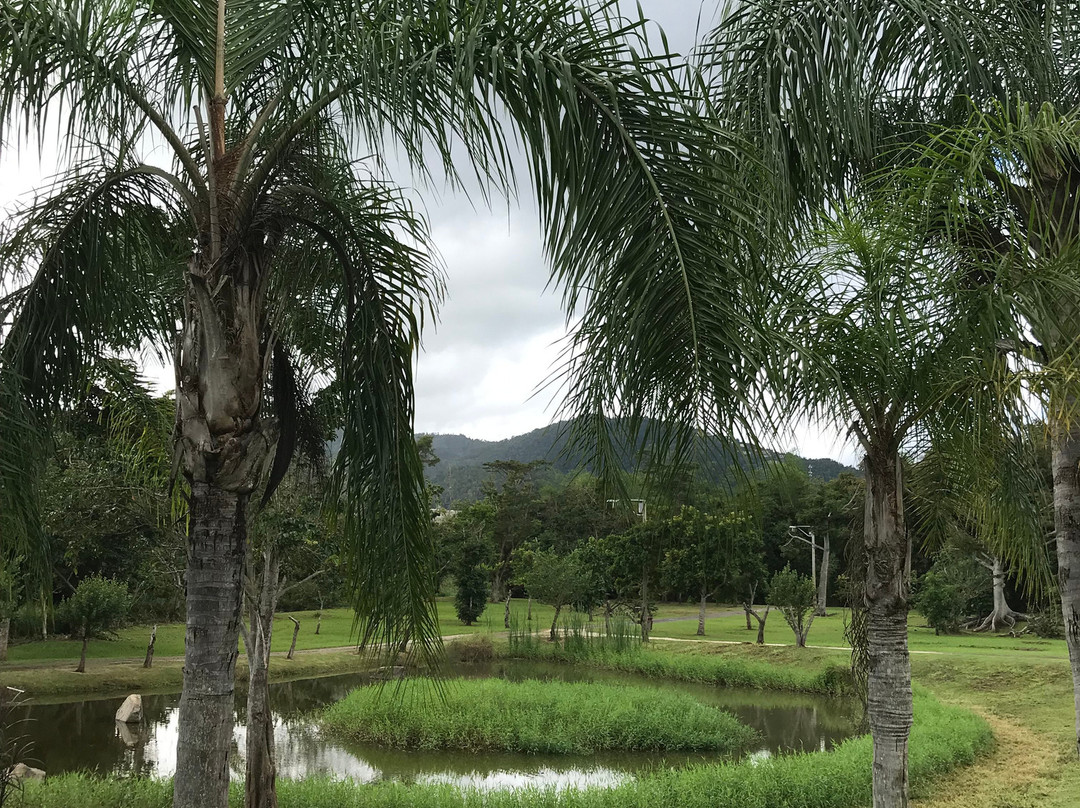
(603, 599, 612, 634)
(490, 567, 505, 604)
(550, 604, 561, 642)
(864, 451, 912, 808)
(173, 482, 249, 808)
(746, 604, 770, 644)
(640, 570, 650, 643)
(76, 630, 88, 673)
(504, 592, 512, 629)
(816, 533, 830, 616)
(697, 588, 707, 636)
(41, 592, 48, 641)
(1051, 407, 1080, 760)
(245, 551, 281, 808)
(286, 617, 299, 660)
(527, 596, 532, 621)
(143, 625, 157, 669)
(0, 617, 9, 662)
(971, 556, 1026, 632)
(745, 582, 757, 630)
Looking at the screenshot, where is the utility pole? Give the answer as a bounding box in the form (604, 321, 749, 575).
(786, 525, 829, 616)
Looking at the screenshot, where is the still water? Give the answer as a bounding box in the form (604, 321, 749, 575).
(10, 661, 862, 790)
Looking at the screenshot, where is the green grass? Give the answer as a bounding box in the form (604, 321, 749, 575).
(651, 608, 1069, 661)
(3, 599, 560, 664)
(499, 634, 853, 695)
(322, 677, 757, 754)
(21, 689, 990, 808)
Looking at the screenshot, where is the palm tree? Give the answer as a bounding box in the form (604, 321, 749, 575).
(905, 98, 1080, 757)
(0, 2, 764, 806)
(775, 207, 989, 806)
(709, 4, 1080, 803)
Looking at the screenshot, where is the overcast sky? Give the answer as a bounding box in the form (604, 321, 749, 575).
(0, 2, 860, 465)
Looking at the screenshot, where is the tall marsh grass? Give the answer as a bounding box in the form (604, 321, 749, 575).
(321, 677, 756, 754)
(507, 611, 641, 658)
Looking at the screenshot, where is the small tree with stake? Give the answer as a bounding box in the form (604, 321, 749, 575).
(769, 566, 817, 648)
(57, 576, 131, 673)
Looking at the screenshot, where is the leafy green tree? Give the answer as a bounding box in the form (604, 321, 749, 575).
(602, 519, 672, 642)
(0, 3, 755, 805)
(442, 503, 495, 626)
(768, 565, 817, 647)
(57, 576, 131, 673)
(453, 540, 492, 627)
(913, 553, 988, 636)
(516, 548, 589, 641)
(661, 506, 761, 636)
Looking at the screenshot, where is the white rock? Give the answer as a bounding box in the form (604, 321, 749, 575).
(114, 693, 143, 723)
(11, 762, 45, 781)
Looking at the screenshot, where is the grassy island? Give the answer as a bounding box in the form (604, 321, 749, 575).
(321, 677, 757, 754)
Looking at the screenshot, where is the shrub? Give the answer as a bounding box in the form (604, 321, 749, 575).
(445, 635, 494, 663)
(768, 566, 817, 647)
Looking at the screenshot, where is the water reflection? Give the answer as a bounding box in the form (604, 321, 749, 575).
(11, 662, 862, 790)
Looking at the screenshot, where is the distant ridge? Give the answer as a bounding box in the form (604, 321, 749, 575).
(422, 420, 858, 505)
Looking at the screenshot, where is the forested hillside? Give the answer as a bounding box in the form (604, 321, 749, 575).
(422, 421, 857, 505)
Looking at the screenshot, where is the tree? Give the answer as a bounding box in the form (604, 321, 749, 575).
(661, 506, 760, 636)
(516, 548, 589, 641)
(482, 460, 546, 603)
(56, 576, 131, 673)
(913, 553, 988, 635)
(708, 6, 1062, 804)
(0, 563, 19, 663)
(444, 503, 495, 626)
(603, 519, 671, 642)
(768, 565, 817, 647)
(769, 208, 983, 806)
(0, 3, 757, 806)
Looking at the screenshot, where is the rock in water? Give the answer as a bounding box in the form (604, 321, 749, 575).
(11, 762, 45, 781)
(115, 693, 143, 723)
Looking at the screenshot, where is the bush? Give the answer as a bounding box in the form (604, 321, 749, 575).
(444, 635, 494, 663)
(1028, 609, 1064, 639)
(322, 677, 757, 754)
(768, 565, 817, 646)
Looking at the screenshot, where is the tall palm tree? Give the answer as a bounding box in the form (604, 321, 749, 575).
(776, 207, 989, 807)
(906, 99, 1080, 758)
(0, 2, 765, 806)
(709, 4, 1080, 804)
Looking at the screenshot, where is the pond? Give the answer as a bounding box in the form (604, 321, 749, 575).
(9, 660, 862, 791)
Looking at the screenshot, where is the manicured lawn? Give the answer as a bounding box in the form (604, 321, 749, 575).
(650, 607, 1069, 661)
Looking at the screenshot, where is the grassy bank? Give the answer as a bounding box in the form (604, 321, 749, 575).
(0, 651, 379, 701)
(498, 631, 853, 695)
(22, 689, 989, 808)
(322, 677, 757, 754)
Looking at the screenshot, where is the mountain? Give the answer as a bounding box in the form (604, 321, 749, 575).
(422, 421, 858, 505)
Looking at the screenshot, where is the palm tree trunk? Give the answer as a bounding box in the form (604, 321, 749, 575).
(174, 481, 248, 808)
(864, 450, 912, 808)
(1051, 408, 1080, 760)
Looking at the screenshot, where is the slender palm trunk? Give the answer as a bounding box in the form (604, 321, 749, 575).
(697, 588, 707, 636)
(864, 450, 912, 808)
(1051, 408, 1080, 759)
(174, 482, 248, 808)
